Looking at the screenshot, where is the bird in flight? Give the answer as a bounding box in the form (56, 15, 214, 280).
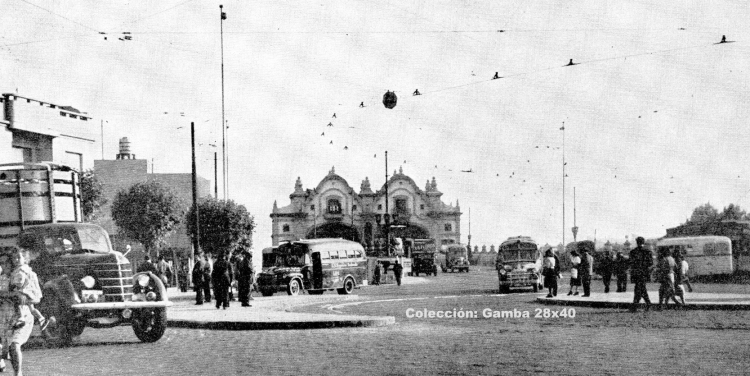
(462, 169, 474, 173)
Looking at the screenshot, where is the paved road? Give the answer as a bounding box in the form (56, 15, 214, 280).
(18, 270, 750, 375)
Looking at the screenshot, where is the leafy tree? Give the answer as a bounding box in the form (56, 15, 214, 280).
(686, 203, 719, 224)
(80, 169, 107, 221)
(111, 180, 184, 257)
(720, 203, 747, 221)
(185, 197, 255, 258)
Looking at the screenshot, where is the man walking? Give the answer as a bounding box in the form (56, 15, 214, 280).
(211, 252, 233, 309)
(578, 243, 594, 297)
(629, 237, 653, 312)
(600, 250, 614, 293)
(237, 250, 255, 307)
(193, 253, 207, 305)
(393, 260, 404, 286)
(156, 255, 173, 288)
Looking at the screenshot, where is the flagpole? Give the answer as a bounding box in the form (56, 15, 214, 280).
(220, 5, 227, 200)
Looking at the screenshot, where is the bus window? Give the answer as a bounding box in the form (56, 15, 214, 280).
(716, 242, 730, 255)
(321, 251, 330, 260)
(329, 251, 340, 260)
(704, 243, 716, 256)
(354, 250, 362, 258)
(348, 250, 357, 259)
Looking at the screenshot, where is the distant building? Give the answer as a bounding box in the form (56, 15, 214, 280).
(94, 137, 211, 262)
(1, 93, 97, 170)
(271, 166, 462, 250)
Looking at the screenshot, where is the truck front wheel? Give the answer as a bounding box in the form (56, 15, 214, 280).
(132, 307, 167, 343)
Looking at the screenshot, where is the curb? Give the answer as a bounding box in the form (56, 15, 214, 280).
(167, 316, 396, 330)
(536, 297, 750, 310)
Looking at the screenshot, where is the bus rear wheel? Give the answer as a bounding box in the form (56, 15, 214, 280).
(337, 277, 355, 295)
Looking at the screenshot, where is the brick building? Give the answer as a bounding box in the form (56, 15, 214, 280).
(1, 93, 97, 170)
(94, 137, 211, 264)
(271, 166, 462, 251)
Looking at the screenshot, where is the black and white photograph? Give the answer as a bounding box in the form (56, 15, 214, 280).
(1, 1, 750, 375)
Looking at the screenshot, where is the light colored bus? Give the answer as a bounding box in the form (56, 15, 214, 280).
(656, 236, 734, 277)
(496, 236, 543, 293)
(257, 238, 367, 296)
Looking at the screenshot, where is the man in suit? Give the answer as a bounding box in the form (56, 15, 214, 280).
(629, 237, 653, 312)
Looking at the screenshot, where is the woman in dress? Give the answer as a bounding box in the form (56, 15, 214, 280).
(0, 249, 36, 376)
(542, 249, 557, 298)
(567, 250, 581, 296)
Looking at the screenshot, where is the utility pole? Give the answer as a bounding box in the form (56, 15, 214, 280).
(385, 151, 390, 256)
(561, 122, 566, 249)
(191, 122, 201, 256)
(100, 120, 104, 159)
(220, 5, 227, 200)
(572, 187, 578, 242)
(214, 152, 218, 198)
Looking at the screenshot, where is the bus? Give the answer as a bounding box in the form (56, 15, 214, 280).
(656, 236, 734, 277)
(261, 246, 278, 272)
(496, 236, 543, 293)
(257, 238, 367, 296)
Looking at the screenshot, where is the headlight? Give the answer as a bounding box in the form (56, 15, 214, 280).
(499, 269, 507, 275)
(146, 291, 157, 301)
(137, 275, 150, 287)
(81, 276, 96, 289)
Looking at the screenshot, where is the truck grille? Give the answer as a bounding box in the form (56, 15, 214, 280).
(508, 272, 532, 284)
(94, 262, 134, 302)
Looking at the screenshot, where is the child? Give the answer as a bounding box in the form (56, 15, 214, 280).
(9, 249, 49, 331)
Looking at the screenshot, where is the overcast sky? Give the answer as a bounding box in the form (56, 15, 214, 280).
(3, 0, 749, 249)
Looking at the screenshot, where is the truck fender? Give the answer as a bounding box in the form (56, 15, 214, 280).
(133, 271, 168, 301)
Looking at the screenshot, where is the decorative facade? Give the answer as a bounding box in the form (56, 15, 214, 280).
(271, 166, 461, 249)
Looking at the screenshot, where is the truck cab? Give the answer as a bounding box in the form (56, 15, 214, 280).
(441, 244, 470, 273)
(0, 163, 171, 344)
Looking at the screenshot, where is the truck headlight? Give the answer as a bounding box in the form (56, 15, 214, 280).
(137, 275, 150, 287)
(499, 269, 507, 275)
(81, 276, 96, 289)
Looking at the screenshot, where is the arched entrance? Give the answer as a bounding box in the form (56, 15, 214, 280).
(307, 222, 361, 242)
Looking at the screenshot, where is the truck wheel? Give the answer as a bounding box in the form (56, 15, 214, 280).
(337, 277, 355, 295)
(132, 307, 167, 343)
(39, 292, 74, 346)
(533, 283, 539, 292)
(499, 285, 510, 294)
(287, 279, 301, 296)
(261, 290, 274, 297)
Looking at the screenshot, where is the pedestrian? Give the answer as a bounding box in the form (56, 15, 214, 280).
(201, 254, 212, 303)
(552, 251, 561, 297)
(211, 252, 233, 309)
(0, 250, 38, 376)
(679, 255, 693, 293)
(139, 255, 157, 274)
(156, 255, 172, 288)
(673, 249, 686, 305)
(629, 236, 653, 312)
(393, 260, 403, 286)
(237, 250, 254, 307)
(543, 249, 556, 298)
(177, 260, 189, 293)
(193, 253, 207, 305)
(7, 248, 48, 332)
(567, 250, 581, 296)
(614, 251, 629, 292)
(372, 262, 382, 285)
(578, 243, 594, 297)
(600, 250, 614, 293)
(656, 247, 681, 309)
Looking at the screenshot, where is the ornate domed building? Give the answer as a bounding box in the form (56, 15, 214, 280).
(271, 167, 461, 250)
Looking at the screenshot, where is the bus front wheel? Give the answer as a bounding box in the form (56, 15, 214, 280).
(287, 279, 301, 296)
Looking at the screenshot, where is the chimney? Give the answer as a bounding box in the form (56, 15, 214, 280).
(116, 137, 135, 159)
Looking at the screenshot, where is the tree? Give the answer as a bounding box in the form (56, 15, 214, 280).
(720, 203, 747, 221)
(80, 169, 107, 221)
(111, 180, 184, 257)
(686, 203, 719, 224)
(185, 197, 255, 258)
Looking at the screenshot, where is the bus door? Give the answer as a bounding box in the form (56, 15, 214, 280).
(312, 251, 324, 289)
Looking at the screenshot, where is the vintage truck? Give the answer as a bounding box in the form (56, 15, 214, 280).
(406, 238, 438, 276)
(0, 162, 171, 344)
(441, 244, 470, 273)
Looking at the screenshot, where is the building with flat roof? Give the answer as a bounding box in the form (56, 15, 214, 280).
(1, 93, 96, 171)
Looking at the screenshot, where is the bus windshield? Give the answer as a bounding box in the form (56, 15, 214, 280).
(276, 243, 308, 267)
(499, 244, 538, 262)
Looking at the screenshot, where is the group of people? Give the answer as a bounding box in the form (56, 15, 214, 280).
(543, 236, 692, 312)
(192, 250, 255, 309)
(371, 259, 404, 286)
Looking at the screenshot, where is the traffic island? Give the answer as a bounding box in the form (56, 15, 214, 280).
(536, 291, 750, 310)
(166, 291, 395, 330)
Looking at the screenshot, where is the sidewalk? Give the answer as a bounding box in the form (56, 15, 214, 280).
(536, 290, 750, 310)
(165, 289, 395, 330)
